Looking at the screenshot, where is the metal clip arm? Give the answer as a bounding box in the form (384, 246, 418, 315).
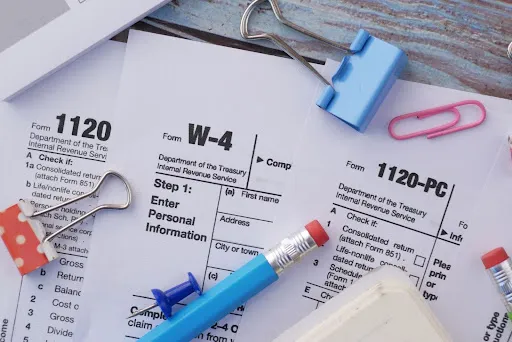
(241, 0, 353, 86)
(30, 170, 132, 243)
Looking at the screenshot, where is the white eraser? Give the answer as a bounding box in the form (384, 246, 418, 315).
(274, 266, 452, 342)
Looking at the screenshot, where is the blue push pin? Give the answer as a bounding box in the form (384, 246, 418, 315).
(128, 272, 202, 319)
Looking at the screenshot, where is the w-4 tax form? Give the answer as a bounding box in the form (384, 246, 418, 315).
(0, 41, 125, 342)
(77, 31, 321, 341)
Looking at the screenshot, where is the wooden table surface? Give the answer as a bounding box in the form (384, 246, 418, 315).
(124, 0, 511, 99)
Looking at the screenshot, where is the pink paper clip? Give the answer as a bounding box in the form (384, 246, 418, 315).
(508, 135, 512, 159)
(388, 100, 486, 140)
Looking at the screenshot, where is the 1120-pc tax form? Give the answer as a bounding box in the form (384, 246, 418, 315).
(235, 60, 512, 342)
(0, 42, 125, 342)
(76, 31, 321, 342)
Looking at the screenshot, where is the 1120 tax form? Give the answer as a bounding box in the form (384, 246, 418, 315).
(0, 42, 125, 341)
(76, 31, 321, 342)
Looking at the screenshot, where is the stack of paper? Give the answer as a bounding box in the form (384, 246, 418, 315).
(1, 29, 512, 342)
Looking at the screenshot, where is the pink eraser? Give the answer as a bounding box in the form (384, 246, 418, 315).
(481, 247, 509, 269)
(305, 220, 329, 246)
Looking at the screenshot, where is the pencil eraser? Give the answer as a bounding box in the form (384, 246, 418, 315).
(481, 247, 509, 269)
(305, 220, 329, 246)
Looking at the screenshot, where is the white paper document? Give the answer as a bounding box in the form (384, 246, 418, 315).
(76, 31, 321, 341)
(75, 44, 512, 342)
(0, 41, 125, 342)
(235, 60, 512, 342)
(0, 0, 167, 101)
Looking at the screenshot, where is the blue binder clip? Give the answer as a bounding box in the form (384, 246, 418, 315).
(241, 0, 408, 132)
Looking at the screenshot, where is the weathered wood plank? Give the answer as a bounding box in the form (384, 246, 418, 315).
(145, 0, 511, 99)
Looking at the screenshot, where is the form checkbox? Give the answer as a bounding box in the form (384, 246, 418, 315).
(414, 255, 426, 267)
(409, 274, 420, 287)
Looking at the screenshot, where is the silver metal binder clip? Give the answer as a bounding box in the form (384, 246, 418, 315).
(240, 0, 352, 86)
(0, 170, 132, 275)
(32, 170, 132, 242)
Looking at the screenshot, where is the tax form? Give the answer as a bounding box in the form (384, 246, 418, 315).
(235, 60, 512, 342)
(77, 43, 512, 341)
(76, 31, 321, 341)
(0, 41, 125, 342)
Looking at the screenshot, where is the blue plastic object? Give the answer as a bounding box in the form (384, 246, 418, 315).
(317, 29, 408, 132)
(152, 272, 202, 318)
(139, 254, 278, 342)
